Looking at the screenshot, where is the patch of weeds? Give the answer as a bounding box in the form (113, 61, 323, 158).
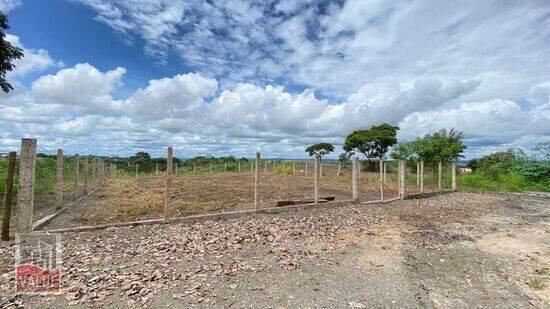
(505, 232, 516, 238)
(118, 202, 157, 216)
(535, 267, 550, 276)
(526, 278, 545, 290)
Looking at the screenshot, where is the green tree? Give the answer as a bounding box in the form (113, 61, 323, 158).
(343, 124, 399, 158)
(391, 128, 466, 163)
(0, 11, 24, 93)
(305, 143, 335, 159)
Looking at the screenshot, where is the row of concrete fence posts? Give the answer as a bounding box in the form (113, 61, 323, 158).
(1, 151, 16, 240)
(164, 147, 173, 220)
(254, 152, 260, 209)
(314, 156, 320, 203)
(16, 138, 37, 233)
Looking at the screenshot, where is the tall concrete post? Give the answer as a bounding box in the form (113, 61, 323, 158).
(55, 149, 63, 209)
(73, 154, 80, 198)
(224, 162, 227, 172)
(16, 138, 37, 233)
(379, 159, 384, 201)
(416, 162, 420, 187)
(398, 160, 406, 199)
(164, 147, 173, 220)
(238, 161, 241, 172)
(452, 163, 457, 191)
(293, 162, 296, 175)
(175, 163, 178, 176)
(210, 162, 212, 174)
(254, 152, 260, 210)
(352, 157, 358, 202)
(314, 156, 320, 203)
(438, 162, 442, 191)
(305, 161, 308, 177)
(336, 162, 341, 178)
(420, 160, 424, 194)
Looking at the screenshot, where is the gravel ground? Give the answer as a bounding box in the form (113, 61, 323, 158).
(1, 192, 549, 308)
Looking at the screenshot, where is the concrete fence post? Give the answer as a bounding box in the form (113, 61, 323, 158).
(238, 161, 241, 172)
(194, 163, 196, 174)
(254, 152, 260, 210)
(420, 160, 424, 194)
(305, 161, 308, 177)
(314, 156, 320, 203)
(210, 162, 212, 174)
(438, 162, 442, 191)
(224, 162, 227, 172)
(293, 162, 296, 175)
(164, 147, 173, 220)
(175, 163, 178, 176)
(73, 153, 80, 198)
(83, 157, 89, 194)
(452, 163, 457, 191)
(352, 157, 358, 202)
(379, 159, 384, 201)
(416, 162, 420, 187)
(1, 151, 16, 240)
(16, 138, 37, 233)
(91, 158, 97, 188)
(264, 161, 267, 173)
(399, 160, 406, 199)
(55, 149, 63, 209)
(336, 162, 341, 178)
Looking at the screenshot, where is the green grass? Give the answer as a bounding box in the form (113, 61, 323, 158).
(458, 173, 550, 193)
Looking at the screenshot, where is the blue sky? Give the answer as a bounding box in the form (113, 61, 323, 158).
(0, 0, 549, 159)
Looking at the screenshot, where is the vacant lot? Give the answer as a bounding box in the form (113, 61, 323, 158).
(1, 192, 548, 308)
(38, 170, 433, 229)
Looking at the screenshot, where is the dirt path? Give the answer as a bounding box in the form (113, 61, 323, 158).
(2, 192, 548, 308)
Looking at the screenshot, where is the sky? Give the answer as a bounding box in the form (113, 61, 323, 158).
(0, 0, 549, 159)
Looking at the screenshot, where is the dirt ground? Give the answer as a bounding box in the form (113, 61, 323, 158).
(1, 192, 548, 308)
(38, 171, 425, 229)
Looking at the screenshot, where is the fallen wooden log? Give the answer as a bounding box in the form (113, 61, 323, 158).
(276, 196, 335, 207)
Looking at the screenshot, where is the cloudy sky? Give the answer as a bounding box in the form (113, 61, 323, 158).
(0, 0, 549, 159)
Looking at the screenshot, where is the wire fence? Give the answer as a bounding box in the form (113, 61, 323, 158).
(1, 139, 457, 237)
